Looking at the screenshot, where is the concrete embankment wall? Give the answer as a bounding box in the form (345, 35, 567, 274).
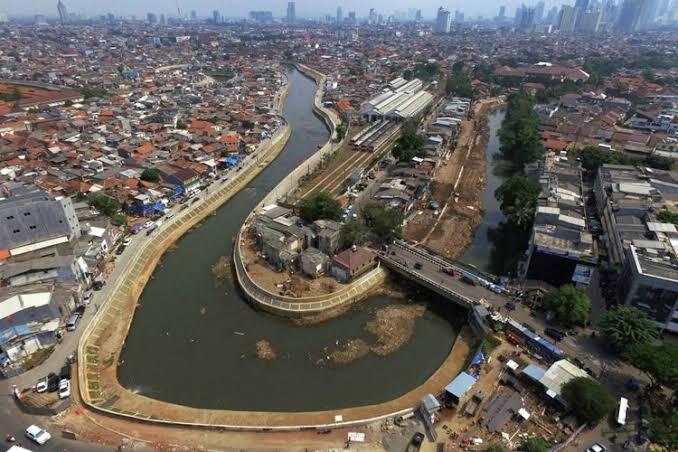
(77, 123, 292, 412)
(233, 63, 386, 317)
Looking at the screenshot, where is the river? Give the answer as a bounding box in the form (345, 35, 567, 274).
(460, 110, 529, 276)
(118, 67, 459, 412)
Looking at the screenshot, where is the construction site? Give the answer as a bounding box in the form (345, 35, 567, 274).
(403, 97, 505, 258)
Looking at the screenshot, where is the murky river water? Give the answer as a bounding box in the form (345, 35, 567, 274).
(118, 67, 460, 412)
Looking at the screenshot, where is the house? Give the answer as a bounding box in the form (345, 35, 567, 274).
(300, 247, 330, 278)
(332, 246, 376, 282)
(314, 220, 342, 255)
(166, 167, 200, 192)
(444, 371, 477, 405)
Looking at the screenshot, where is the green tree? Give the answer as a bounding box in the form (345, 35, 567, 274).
(0, 87, 21, 102)
(520, 436, 550, 452)
(485, 444, 507, 452)
(561, 377, 614, 424)
(599, 306, 658, 353)
(648, 408, 678, 449)
(644, 154, 674, 170)
(578, 147, 630, 172)
(498, 92, 543, 167)
(542, 285, 590, 327)
(623, 342, 678, 388)
(494, 175, 541, 228)
(445, 73, 473, 98)
(451, 61, 465, 73)
(140, 168, 160, 183)
(657, 210, 678, 225)
(300, 191, 343, 223)
(363, 204, 403, 242)
(335, 122, 348, 141)
(80, 87, 108, 99)
(340, 219, 367, 248)
(402, 69, 413, 80)
(88, 193, 121, 217)
(412, 61, 440, 81)
(392, 118, 425, 162)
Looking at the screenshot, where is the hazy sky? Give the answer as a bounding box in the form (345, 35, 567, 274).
(4, 0, 565, 19)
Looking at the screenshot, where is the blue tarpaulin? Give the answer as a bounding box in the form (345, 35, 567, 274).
(470, 351, 484, 366)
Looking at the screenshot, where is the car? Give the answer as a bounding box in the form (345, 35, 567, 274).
(75, 305, 86, 315)
(414, 262, 423, 270)
(59, 365, 72, 380)
(410, 432, 425, 450)
(545, 327, 566, 341)
(586, 443, 606, 452)
(25, 424, 51, 445)
(35, 377, 48, 393)
(143, 220, 154, 228)
(165, 211, 175, 220)
(505, 302, 516, 311)
(123, 237, 132, 246)
(47, 373, 59, 392)
(82, 290, 93, 305)
(58, 378, 71, 399)
(115, 245, 126, 255)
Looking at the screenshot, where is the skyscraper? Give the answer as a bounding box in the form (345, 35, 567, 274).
(637, 0, 660, 30)
(212, 10, 220, 24)
(534, 1, 545, 22)
(286, 2, 296, 24)
(574, 0, 590, 10)
(415, 9, 422, 22)
(57, 0, 68, 24)
(499, 5, 506, 19)
(369, 8, 377, 24)
(434, 7, 452, 33)
(147, 12, 157, 24)
(190, 10, 197, 20)
(558, 5, 577, 32)
(616, 0, 643, 32)
(578, 9, 602, 32)
(454, 10, 464, 23)
(336, 6, 343, 23)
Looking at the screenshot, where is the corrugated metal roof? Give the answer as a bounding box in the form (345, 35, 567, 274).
(444, 372, 477, 398)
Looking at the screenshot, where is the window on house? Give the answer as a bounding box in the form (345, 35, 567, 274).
(23, 212, 31, 216)
(29, 225, 37, 230)
(12, 229, 20, 233)
(6, 215, 14, 220)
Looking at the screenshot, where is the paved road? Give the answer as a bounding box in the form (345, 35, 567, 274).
(0, 145, 270, 452)
(384, 241, 507, 307)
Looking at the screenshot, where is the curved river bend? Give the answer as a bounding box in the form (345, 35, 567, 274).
(118, 67, 459, 412)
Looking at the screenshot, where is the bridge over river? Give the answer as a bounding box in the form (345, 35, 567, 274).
(379, 240, 511, 310)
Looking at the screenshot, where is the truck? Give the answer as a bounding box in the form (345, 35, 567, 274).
(441, 266, 459, 277)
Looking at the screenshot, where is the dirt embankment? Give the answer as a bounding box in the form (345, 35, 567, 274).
(403, 98, 504, 259)
(324, 303, 427, 365)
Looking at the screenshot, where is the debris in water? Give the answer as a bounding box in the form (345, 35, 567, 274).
(328, 339, 370, 364)
(234, 331, 245, 336)
(255, 340, 276, 360)
(200, 306, 207, 315)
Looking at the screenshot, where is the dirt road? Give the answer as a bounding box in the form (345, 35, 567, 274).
(404, 97, 504, 258)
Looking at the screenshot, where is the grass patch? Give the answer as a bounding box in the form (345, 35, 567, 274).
(480, 334, 502, 355)
(102, 352, 115, 368)
(21, 346, 54, 371)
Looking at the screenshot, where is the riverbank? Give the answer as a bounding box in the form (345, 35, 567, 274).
(403, 97, 504, 259)
(76, 67, 293, 415)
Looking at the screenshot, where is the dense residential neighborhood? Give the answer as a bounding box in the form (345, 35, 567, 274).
(0, 2, 676, 451)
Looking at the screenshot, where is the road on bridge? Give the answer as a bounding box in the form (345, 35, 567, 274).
(382, 241, 508, 309)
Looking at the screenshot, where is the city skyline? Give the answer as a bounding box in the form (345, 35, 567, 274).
(2, 0, 588, 19)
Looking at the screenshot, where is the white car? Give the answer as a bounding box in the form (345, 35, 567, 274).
(25, 424, 51, 445)
(123, 237, 132, 246)
(34, 377, 48, 393)
(143, 220, 154, 228)
(82, 291, 93, 305)
(58, 379, 71, 399)
(586, 443, 607, 452)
